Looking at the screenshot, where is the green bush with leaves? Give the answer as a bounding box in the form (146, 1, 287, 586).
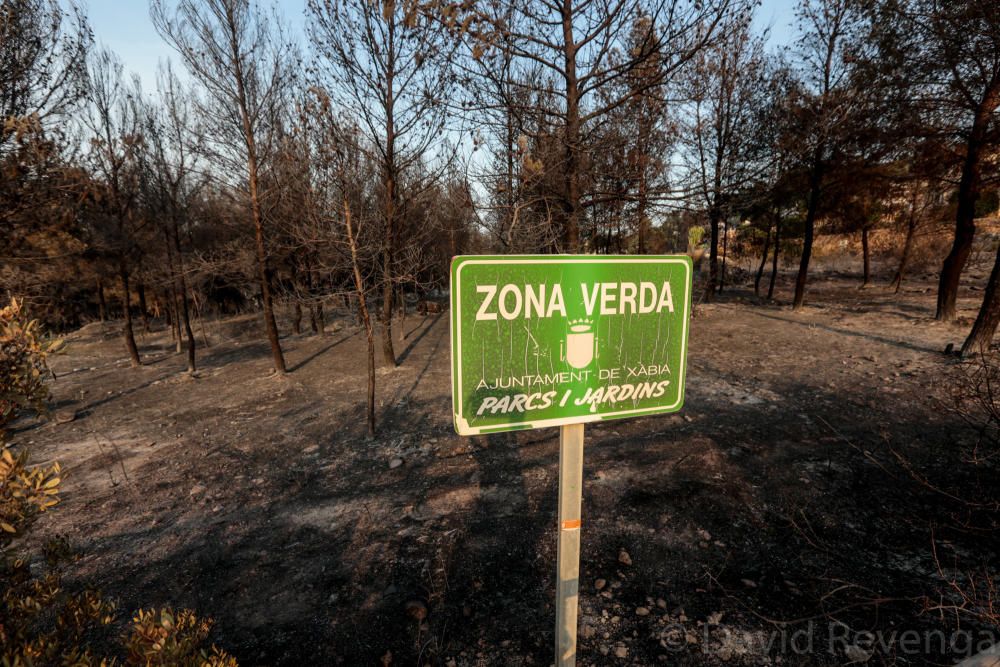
(688, 225, 705, 249)
(124, 609, 238, 667)
(1, 297, 63, 543)
(1, 297, 62, 439)
(1, 297, 238, 666)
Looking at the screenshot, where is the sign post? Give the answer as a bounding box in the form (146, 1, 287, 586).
(449, 255, 692, 665)
(556, 422, 585, 665)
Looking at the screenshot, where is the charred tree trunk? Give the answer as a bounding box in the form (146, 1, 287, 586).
(97, 279, 108, 322)
(398, 285, 408, 340)
(119, 261, 141, 367)
(290, 260, 304, 336)
(178, 287, 195, 371)
(304, 258, 321, 335)
(890, 213, 917, 293)
(755, 225, 772, 297)
(561, 0, 581, 252)
(705, 208, 721, 302)
(228, 18, 286, 373)
(162, 290, 173, 329)
(719, 217, 730, 294)
(378, 184, 397, 361)
(344, 199, 376, 436)
(961, 246, 1000, 357)
(177, 284, 195, 371)
(171, 221, 196, 372)
(379, 26, 399, 368)
(171, 287, 182, 353)
(164, 225, 190, 363)
(251, 185, 285, 372)
(768, 214, 781, 300)
(380, 248, 396, 366)
(936, 86, 999, 321)
(310, 302, 324, 334)
(793, 152, 824, 310)
(137, 279, 150, 333)
(164, 289, 180, 347)
(193, 297, 210, 349)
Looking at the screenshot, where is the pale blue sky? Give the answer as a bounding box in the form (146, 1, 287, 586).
(86, 0, 800, 92)
(87, 0, 306, 89)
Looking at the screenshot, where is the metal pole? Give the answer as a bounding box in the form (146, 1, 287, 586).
(556, 422, 585, 666)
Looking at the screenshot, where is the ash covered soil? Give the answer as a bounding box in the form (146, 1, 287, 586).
(12, 269, 1000, 666)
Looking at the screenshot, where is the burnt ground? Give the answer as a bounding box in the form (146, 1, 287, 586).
(10, 266, 1000, 666)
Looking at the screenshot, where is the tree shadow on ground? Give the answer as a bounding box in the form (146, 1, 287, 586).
(746, 309, 942, 354)
(397, 312, 444, 365)
(287, 330, 357, 372)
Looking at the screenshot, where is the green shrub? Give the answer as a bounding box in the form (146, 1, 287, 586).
(125, 608, 238, 667)
(1, 297, 62, 439)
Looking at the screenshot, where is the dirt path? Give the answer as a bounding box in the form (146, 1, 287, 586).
(12, 271, 999, 665)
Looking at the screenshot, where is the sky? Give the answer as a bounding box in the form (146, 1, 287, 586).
(86, 0, 801, 93)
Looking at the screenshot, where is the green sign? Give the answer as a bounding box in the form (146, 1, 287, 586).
(449, 255, 692, 435)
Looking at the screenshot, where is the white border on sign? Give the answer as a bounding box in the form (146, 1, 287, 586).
(451, 257, 692, 435)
